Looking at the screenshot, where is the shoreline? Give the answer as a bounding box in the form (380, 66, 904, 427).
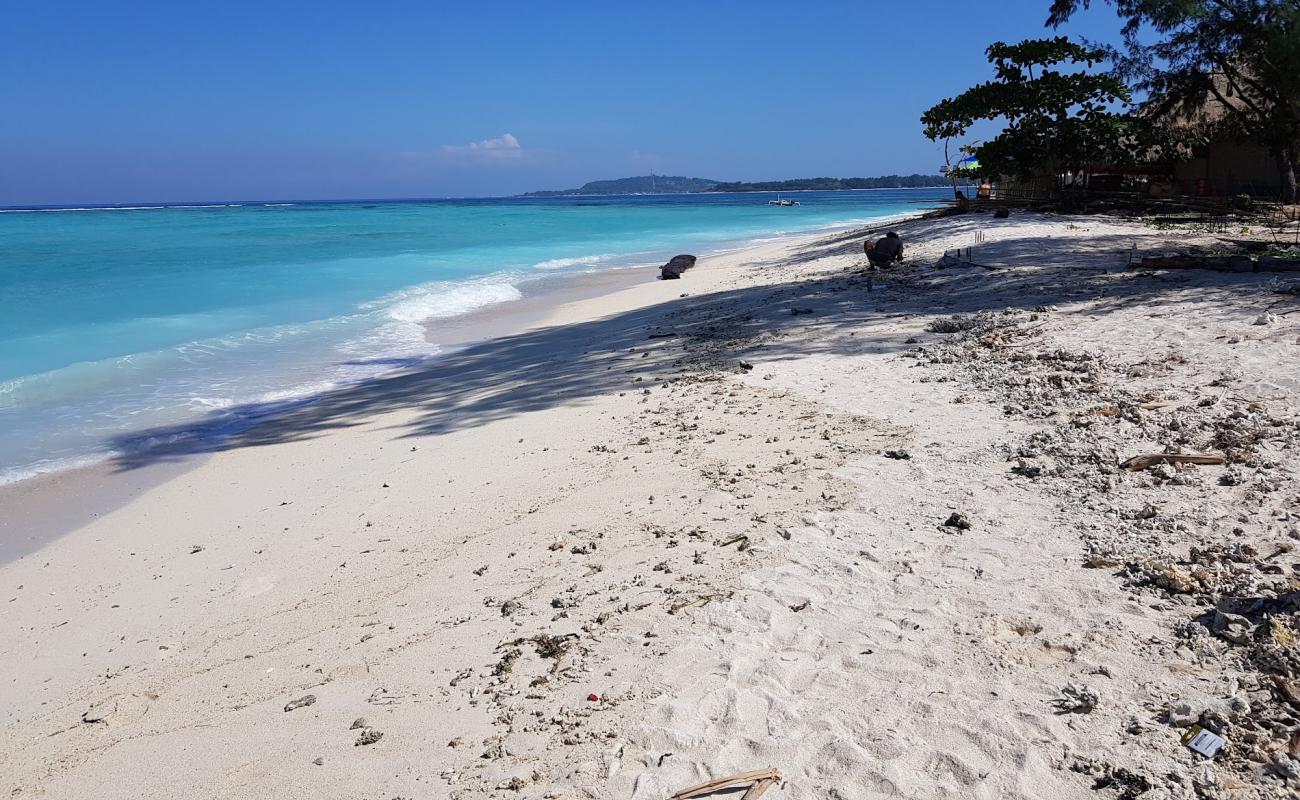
(0, 208, 923, 495)
(0, 217, 908, 562)
(6, 210, 1292, 799)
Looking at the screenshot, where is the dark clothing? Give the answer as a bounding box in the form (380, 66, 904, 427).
(869, 236, 903, 266)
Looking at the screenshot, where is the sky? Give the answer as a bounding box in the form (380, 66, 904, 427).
(0, 0, 1129, 205)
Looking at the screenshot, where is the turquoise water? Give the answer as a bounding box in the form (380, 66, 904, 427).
(0, 189, 946, 482)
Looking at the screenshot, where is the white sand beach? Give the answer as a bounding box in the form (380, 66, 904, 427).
(3, 212, 1299, 799)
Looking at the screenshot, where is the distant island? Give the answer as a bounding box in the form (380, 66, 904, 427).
(522, 176, 719, 197)
(521, 173, 958, 197)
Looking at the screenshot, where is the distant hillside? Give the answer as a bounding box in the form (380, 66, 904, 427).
(522, 175, 719, 197)
(702, 175, 954, 192)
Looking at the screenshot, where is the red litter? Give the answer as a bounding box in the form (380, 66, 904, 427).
(587, 693, 600, 702)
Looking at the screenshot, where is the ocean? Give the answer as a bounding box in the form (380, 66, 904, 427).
(0, 189, 948, 483)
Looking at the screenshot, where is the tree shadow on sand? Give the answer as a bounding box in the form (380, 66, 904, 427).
(107, 223, 1291, 472)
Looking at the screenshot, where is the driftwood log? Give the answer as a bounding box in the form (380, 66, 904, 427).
(1120, 452, 1227, 471)
(660, 254, 698, 280)
(669, 768, 783, 800)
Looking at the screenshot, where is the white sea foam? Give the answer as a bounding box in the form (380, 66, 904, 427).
(531, 253, 614, 270)
(0, 206, 169, 214)
(338, 274, 523, 366)
(0, 203, 251, 214)
(0, 451, 116, 486)
(379, 278, 524, 323)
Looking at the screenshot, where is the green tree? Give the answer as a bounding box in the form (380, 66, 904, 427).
(921, 38, 1170, 185)
(1048, 0, 1300, 202)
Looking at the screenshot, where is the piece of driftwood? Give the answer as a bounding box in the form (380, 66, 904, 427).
(660, 254, 698, 280)
(669, 768, 783, 800)
(1138, 400, 1180, 411)
(1120, 452, 1227, 471)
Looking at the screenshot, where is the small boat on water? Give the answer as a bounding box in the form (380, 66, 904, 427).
(767, 194, 799, 206)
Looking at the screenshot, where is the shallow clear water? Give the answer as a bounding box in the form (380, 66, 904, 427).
(0, 189, 947, 482)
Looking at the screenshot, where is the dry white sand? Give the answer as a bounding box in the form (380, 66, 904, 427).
(2, 212, 1298, 799)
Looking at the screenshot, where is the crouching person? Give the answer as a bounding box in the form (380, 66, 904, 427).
(866, 232, 904, 269)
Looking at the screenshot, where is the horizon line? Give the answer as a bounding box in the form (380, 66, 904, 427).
(0, 186, 956, 213)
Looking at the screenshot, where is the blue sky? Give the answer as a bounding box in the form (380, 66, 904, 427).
(0, 1, 1126, 204)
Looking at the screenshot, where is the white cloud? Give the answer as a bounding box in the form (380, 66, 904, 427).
(400, 133, 546, 171)
(438, 133, 523, 162)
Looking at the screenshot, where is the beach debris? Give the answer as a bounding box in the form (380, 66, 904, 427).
(1211, 608, 1256, 644)
(926, 315, 980, 334)
(993, 208, 1010, 219)
(943, 512, 972, 530)
(1138, 399, 1180, 410)
(1087, 765, 1152, 800)
(283, 694, 317, 712)
(586, 693, 600, 702)
(493, 647, 521, 679)
(529, 632, 574, 661)
(1082, 555, 1122, 569)
(189, 545, 204, 555)
(1182, 724, 1227, 758)
(883, 449, 911, 460)
(789, 307, 814, 316)
(1167, 702, 1200, 727)
(1054, 683, 1100, 714)
(659, 254, 697, 280)
(738, 361, 754, 372)
(500, 599, 522, 616)
(1254, 312, 1278, 326)
(311, 756, 324, 766)
(350, 716, 368, 730)
(80, 695, 150, 726)
(354, 728, 384, 746)
(473, 565, 488, 576)
(668, 768, 783, 800)
(1011, 459, 1042, 478)
(1119, 452, 1226, 471)
(1273, 676, 1300, 711)
(1274, 754, 1300, 785)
